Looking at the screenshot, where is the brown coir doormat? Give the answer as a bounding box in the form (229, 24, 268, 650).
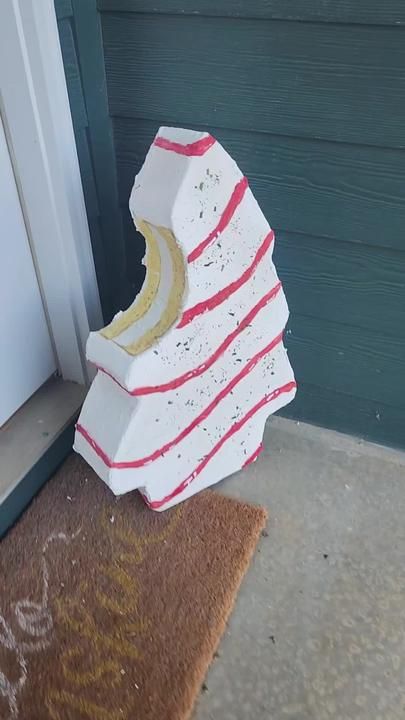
(0, 454, 266, 720)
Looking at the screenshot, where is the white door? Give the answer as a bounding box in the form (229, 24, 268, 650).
(0, 115, 57, 426)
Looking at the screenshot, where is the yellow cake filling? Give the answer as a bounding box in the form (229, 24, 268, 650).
(99, 219, 185, 356)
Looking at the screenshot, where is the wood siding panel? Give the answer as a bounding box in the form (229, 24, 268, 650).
(280, 383, 405, 449)
(102, 14, 405, 147)
(98, 0, 405, 26)
(286, 315, 405, 410)
(275, 232, 405, 338)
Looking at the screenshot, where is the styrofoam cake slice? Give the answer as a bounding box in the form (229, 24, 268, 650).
(74, 127, 296, 510)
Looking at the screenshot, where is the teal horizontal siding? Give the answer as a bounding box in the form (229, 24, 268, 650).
(275, 232, 405, 339)
(286, 314, 405, 410)
(98, 0, 405, 26)
(102, 14, 405, 148)
(281, 383, 405, 449)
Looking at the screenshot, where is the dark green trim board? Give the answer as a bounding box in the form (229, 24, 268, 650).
(55, 0, 72, 20)
(56, 0, 405, 448)
(71, 0, 129, 315)
(0, 423, 75, 539)
(57, 19, 88, 131)
(55, 0, 132, 321)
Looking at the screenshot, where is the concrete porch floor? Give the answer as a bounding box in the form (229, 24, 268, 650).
(195, 417, 405, 720)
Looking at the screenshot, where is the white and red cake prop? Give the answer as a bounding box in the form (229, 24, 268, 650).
(74, 127, 296, 510)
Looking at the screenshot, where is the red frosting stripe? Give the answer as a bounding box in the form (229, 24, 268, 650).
(188, 177, 249, 263)
(178, 230, 275, 329)
(146, 381, 297, 510)
(153, 134, 216, 156)
(96, 281, 282, 396)
(76, 330, 284, 470)
(242, 443, 264, 468)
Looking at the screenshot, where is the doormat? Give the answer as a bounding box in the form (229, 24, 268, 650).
(0, 454, 267, 720)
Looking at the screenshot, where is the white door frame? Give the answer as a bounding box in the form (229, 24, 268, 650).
(0, 0, 102, 386)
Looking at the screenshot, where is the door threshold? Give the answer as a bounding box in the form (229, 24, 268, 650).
(0, 376, 86, 536)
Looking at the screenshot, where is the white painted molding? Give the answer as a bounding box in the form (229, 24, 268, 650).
(0, 0, 102, 385)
